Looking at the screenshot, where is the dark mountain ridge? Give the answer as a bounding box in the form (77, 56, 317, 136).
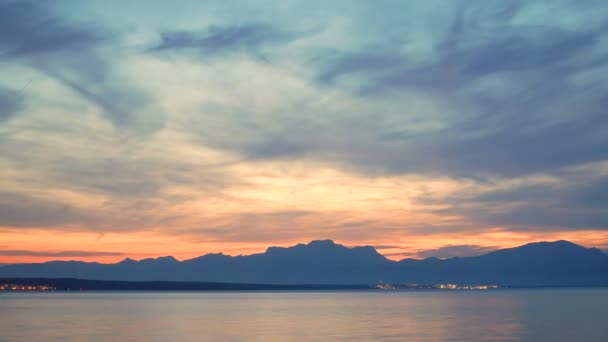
(1, 240, 606, 286)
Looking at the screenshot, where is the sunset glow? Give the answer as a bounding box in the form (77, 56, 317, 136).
(1, 0, 607, 264)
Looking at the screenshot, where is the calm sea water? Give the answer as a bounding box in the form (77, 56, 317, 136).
(1, 289, 607, 341)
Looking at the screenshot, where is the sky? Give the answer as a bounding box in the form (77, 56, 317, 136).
(1, 0, 607, 263)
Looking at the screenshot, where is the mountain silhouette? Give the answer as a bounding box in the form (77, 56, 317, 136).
(1, 240, 606, 286)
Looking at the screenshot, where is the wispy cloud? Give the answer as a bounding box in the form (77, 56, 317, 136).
(414, 162, 608, 231)
(0, 87, 23, 122)
(149, 24, 295, 61)
(0, 249, 127, 257)
(0, 192, 86, 228)
(291, 1, 608, 179)
(415, 244, 499, 259)
(0, 0, 161, 131)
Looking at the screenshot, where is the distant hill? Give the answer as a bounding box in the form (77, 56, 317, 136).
(0, 240, 606, 286)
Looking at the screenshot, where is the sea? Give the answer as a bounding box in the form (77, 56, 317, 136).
(1, 289, 607, 341)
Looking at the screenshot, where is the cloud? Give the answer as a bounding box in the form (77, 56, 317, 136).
(182, 27, 608, 182)
(317, 50, 405, 86)
(131, 1, 608, 185)
(175, 210, 321, 243)
(299, 0, 608, 178)
(0, 250, 126, 257)
(0, 192, 91, 228)
(372, 245, 402, 250)
(0, 186, 168, 231)
(0, 0, 161, 131)
(149, 23, 295, 60)
(41, 68, 154, 129)
(424, 163, 608, 231)
(0, 1, 101, 57)
(415, 244, 498, 259)
(476, 177, 608, 230)
(317, 1, 602, 91)
(0, 87, 23, 122)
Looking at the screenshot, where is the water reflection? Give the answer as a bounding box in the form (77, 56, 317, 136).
(1, 290, 607, 341)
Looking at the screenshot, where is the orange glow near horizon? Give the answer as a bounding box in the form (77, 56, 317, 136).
(2, 156, 607, 265)
(1, 227, 606, 264)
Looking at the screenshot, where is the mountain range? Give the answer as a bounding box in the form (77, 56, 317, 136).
(1, 240, 607, 286)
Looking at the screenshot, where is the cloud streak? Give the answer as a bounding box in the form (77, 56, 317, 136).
(0, 250, 126, 257)
(149, 24, 295, 60)
(0, 0, 161, 131)
(0, 87, 23, 122)
(415, 244, 499, 259)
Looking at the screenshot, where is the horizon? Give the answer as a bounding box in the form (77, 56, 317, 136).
(1, 1, 607, 265)
(1, 238, 605, 265)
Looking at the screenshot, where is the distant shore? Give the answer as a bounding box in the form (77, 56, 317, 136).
(0, 278, 371, 291)
(2, 278, 607, 292)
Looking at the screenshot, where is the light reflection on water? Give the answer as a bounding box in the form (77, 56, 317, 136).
(1, 289, 607, 341)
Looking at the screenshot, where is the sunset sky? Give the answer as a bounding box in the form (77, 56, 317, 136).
(1, 0, 607, 264)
